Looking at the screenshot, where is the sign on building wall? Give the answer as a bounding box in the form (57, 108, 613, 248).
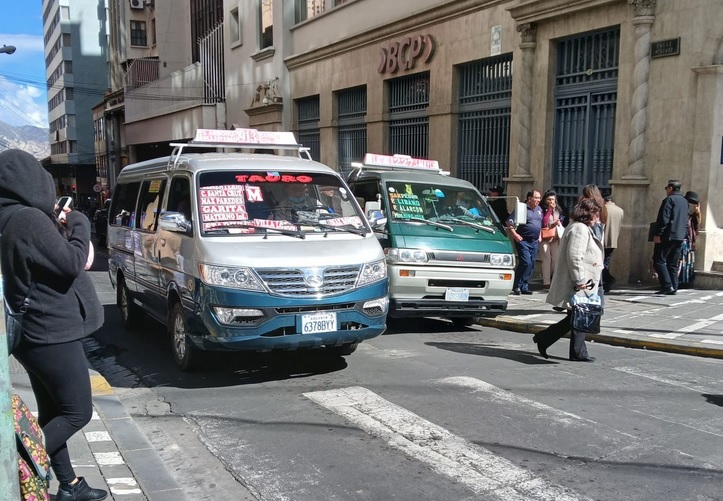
(378, 34, 436, 74)
(651, 38, 680, 59)
(491, 26, 502, 56)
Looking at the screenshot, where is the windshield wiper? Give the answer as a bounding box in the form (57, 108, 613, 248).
(204, 223, 305, 239)
(394, 217, 453, 232)
(314, 222, 368, 236)
(433, 216, 496, 234)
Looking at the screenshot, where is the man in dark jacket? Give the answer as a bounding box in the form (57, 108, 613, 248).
(0, 149, 107, 501)
(652, 179, 689, 295)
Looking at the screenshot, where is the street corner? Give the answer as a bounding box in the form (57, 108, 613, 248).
(90, 371, 115, 396)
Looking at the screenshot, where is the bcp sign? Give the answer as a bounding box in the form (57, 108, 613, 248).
(378, 34, 436, 74)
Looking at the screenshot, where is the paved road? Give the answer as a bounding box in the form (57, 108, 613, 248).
(86, 266, 723, 501)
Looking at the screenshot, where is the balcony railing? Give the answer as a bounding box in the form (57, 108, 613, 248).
(124, 57, 160, 89)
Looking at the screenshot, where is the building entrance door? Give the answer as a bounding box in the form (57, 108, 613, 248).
(552, 28, 620, 211)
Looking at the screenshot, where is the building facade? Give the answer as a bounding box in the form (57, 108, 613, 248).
(99, 0, 723, 284)
(281, 0, 723, 284)
(42, 0, 108, 210)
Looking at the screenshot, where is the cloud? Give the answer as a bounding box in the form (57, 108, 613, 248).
(0, 76, 47, 128)
(0, 34, 48, 127)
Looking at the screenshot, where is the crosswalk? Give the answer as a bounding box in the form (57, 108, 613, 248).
(304, 385, 593, 501)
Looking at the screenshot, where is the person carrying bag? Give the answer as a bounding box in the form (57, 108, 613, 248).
(532, 198, 604, 362)
(570, 290, 603, 334)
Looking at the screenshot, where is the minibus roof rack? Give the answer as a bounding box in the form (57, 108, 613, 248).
(354, 153, 448, 175)
(168, 128, 311, 169)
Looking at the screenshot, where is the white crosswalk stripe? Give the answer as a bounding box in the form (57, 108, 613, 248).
(436, 376, 587, 426)
(305, 386, 592, 501)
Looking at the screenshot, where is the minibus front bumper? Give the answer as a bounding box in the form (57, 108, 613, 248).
(188, 281, 388, 351)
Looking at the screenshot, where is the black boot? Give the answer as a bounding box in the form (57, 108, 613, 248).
(56, 477, 108, 501)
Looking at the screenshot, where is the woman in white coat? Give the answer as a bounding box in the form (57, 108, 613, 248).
(533, 198, 604, 362)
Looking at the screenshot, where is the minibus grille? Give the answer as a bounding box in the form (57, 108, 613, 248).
(428, 251, 491, 264)
(256, 266, 360, 297)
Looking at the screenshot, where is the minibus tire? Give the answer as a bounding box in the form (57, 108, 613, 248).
(119, 278, 140, 330)
(451, 316, 479, 327)
(170, 302, 198, 371)
(325, 342, 358, 357)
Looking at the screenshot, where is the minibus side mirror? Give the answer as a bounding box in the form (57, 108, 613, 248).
(159, 211, 192, 233)
(512, 201, 527, 225)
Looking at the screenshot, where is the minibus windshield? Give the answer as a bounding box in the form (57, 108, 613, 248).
(384, 181, 498, 227)
(197, 170, 366, 235)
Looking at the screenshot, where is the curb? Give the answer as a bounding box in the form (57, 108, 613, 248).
(88, 370, 189, 501)
(476, 317, 723, 360)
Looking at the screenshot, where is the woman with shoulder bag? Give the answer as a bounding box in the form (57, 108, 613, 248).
(532, 198, 604, 362)
(0, 150, 107, 501)
(539, 190, 565, 289)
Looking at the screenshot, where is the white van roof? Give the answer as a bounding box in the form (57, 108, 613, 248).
(117, 128, 329, 178)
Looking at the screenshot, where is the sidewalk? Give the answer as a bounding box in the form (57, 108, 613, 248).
(9, 357, 188, 501)
(477, 284, 723, 359)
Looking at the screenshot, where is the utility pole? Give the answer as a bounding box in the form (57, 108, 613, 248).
(1, 40, 21, 501)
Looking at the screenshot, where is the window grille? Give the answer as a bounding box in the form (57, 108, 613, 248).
(337, 86, 367, 174)
(297, 96, 321, 161)
(388, 73, 429, 157)
(552, 28, 619, 211)
(457, 54, 512, 190)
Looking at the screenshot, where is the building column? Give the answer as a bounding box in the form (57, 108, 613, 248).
(624, 0, 656, 180)
(506, 23, 537, 197)
(609, 0, 656, 284)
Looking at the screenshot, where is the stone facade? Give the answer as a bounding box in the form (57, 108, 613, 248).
(281, 0, 723, 284)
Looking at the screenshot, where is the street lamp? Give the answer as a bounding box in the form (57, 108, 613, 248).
(0, 45, 16, 55)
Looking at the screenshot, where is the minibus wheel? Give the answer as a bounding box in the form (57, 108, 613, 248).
(119, 278, 140, 329)
(451, 316, 479, 327)
(325, 342, 358, 357)
(170, 302, 198, 371)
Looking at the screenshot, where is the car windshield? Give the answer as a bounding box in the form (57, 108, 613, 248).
(197, 170, 366, 236)
(384, 181, 497, 227)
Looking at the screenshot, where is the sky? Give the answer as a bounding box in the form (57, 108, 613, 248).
(0, 4, 49, 128)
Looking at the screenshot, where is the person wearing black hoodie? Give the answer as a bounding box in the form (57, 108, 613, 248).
(0, 150, 106, 501)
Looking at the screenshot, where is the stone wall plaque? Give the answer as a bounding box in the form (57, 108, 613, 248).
(651, 38, 680, 59)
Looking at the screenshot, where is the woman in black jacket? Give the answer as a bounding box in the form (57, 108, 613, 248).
(0, 150, 106, 501)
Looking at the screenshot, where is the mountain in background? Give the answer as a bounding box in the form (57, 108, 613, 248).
(0, 120, 50, 159)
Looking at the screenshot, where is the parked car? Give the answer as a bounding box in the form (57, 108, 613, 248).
(94, 199, 111, 246)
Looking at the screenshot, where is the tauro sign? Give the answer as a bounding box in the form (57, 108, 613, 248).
(378, 34, 435, 74)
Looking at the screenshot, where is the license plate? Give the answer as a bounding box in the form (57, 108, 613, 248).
(445, 288, 469, 302)
(301, 312, 337, 334)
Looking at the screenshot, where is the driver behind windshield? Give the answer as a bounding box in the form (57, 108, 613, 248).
(438, 189, 484, 218)
(276, 183, 321, 221)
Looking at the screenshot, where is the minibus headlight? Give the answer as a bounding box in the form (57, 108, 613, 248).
(386, 248, 428, 264)
(490, 253, 514, 266)
(213, 307, 265, 325)
(199, 264, 266, 291)
(357, 259, 387, 286)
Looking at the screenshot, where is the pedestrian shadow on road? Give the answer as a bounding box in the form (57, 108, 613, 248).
(426, 341, 559, 365)
(702, 394, 723, 407)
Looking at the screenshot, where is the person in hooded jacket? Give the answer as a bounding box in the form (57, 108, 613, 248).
(0, 150, 107, 501)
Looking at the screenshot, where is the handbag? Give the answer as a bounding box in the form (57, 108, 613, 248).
(5, 293, 29, 355)
(540, 226, 556, 240)
(570, 291, 603, 334)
